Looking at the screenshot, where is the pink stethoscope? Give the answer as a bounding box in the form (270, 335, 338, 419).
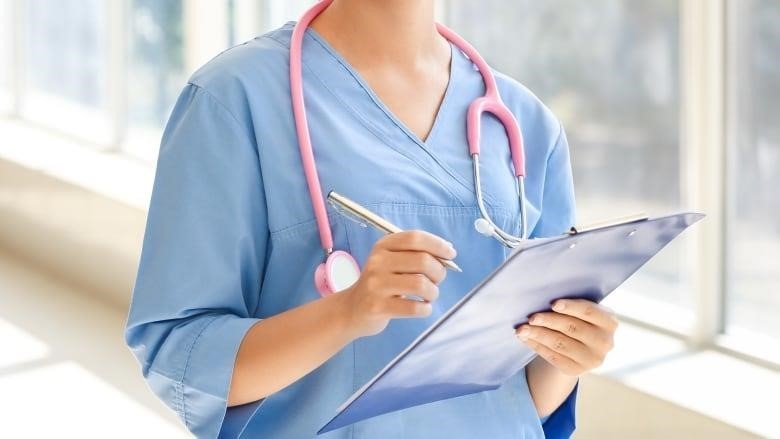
(291, 0, 529, 297)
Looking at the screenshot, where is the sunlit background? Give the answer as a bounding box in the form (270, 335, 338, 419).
(0, 1, 777, 438)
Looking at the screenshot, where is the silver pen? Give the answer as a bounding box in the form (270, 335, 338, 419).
(327, 191, 463, 273)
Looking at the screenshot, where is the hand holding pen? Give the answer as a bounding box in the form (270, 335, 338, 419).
(327, 192, 461, 338)
(328, 191, 462, 272)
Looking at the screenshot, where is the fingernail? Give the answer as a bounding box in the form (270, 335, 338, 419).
(529, 315, 542, 325)
(553, 301, 565, 312)
(517, 326, 530, 339)
(447, 244, 457, 258)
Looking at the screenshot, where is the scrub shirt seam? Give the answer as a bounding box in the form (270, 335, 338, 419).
(529, 122, 566, 239)
(179, 315, 219, 430)
(186, 82, 257, 150)
(541, 121, 566, 209)
(270, 212, 341, 237)
(268, 203, 517, 240)
(547, 122, 565, 166)
(362, 201, 515, 218)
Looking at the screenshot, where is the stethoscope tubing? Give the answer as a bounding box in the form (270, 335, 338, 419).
(291, 0, 530, 256)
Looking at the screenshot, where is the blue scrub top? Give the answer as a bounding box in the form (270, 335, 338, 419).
(125, 23, 577, 439)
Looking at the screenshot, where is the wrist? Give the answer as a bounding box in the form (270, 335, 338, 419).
(327, 290, 363, 342)
(526, 357, 578, 418)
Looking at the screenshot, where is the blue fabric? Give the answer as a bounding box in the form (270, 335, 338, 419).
(125, 23, 577, 438)
(543, 384, 578, 438)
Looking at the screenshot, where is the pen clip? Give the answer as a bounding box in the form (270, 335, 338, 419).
(327, 197, 369, 228)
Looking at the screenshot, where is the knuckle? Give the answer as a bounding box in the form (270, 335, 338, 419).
(407, 231, 425, 247)
(412, 275, 428, 292)
(566, 322, 578, 335)
(413, 252, 429, 268)
(426, 255, 446, 282)
(366, 299, 384, 317)
(554, 337, 567, 351)
(363, 276, 377, 292)
(427, 284, 440, 302)
(375, 234, 393, 249)
(364, 254, 385, 274)
(583, 304, 595, 316)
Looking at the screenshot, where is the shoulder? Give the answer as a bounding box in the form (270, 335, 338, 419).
(492, 69, 564, 149)
(189, 23, 295, 87)
(181, 24, 296, 122)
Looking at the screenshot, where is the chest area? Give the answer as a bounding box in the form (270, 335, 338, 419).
(361, 65, 451, 142)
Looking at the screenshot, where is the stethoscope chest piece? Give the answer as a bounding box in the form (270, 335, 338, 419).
(315, 250, 361, 297)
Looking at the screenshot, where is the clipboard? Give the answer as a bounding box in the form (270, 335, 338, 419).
(319, 212, 704, 434)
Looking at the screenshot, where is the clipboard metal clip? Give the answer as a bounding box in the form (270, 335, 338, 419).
(568, 214, 649, 235)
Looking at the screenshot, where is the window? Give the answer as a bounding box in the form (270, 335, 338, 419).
(445, 0, 690, 330)
(23, 0, 112, 142)
(0, 0, 11, 112)
(726, 0, 780, 343)
(262, 0, 310, 30)
(124, 0, 185, 160)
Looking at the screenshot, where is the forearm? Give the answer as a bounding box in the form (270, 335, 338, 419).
(525, 356, 578, 418)
(228, 293, 357, 406)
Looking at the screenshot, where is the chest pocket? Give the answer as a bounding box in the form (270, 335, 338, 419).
(340, 202, 520, 386)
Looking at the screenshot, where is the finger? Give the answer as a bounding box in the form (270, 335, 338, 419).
(385, 296, 433, 318)
(520, 338, 583, 376)
(384, 273, 440, 303)
(527, 312, 612, 352)
(516, 325, 600, 369)
(552, 299, 619, 330)
(384, 251, 447, 284)
(377, 231, 456, 260)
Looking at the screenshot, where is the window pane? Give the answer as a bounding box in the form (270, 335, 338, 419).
(263, 0, 311, 31)
(0, 0, 11, 112)
(127, 0, 184, 130)
(24, 0, 111, 142)
(727, 0, 780, 342)
(446, 1, 689, 327)
(26, 0, 107, 109)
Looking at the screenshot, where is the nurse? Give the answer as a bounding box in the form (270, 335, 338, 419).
(125, 0, 618, 437)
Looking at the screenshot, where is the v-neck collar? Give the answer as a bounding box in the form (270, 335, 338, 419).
(276, 22, 505, 208)
(306, 26, 457, 147)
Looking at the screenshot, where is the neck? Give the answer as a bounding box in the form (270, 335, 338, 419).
(311, 0, 445, 67)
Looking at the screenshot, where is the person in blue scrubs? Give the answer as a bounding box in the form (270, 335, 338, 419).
(125, 1, 619, 437)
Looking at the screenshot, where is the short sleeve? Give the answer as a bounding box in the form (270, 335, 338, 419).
(530, 124, 576, 238)
(124, 83, 267, 438)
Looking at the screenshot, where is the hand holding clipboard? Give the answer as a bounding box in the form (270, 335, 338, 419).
(319, 212, 704, 434)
